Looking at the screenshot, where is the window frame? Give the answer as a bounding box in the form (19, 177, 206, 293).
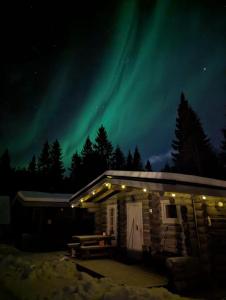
(161, 200, 181, 224)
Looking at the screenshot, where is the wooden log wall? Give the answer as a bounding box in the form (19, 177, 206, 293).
(83, 202, 101, 234)
(149, 192, 199, 256)
(204, 197, 226, 280)
(149, 192, 162, 254)
(192, 197, 210, 271)
(85, 197, 118, 235)
(142, 193, 151, 248)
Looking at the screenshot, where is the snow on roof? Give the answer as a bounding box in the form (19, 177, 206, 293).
(17, 191, 73, 207)
(70, 170, 226, 203)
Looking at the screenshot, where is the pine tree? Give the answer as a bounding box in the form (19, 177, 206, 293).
(94, 125, 113, 174)
(132, 146, 143, 171)
(49, 139, 65, 191)
(126, 150, 133, 171)
(171, 93, 217, 177)
(38, 141, 51, 191)
(161, 162, 171, 172)
(70, 152, 82, 191)
(0, 149, 12, 194)
(28, 155, 37, 174)
(112, 146, 125, 170)
(38, 141, 50, 175)
(0, 149, 11, 174)
(81, 137, 97, 183)
(145, 160, 152, 171)
(27, 155, 37, 190)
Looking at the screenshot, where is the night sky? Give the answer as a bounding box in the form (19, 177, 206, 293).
(0, 0, 226, 170)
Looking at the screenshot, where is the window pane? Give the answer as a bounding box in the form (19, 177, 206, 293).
(166, 204, 177, 218)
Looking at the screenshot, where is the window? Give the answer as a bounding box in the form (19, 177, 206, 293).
(165, 204, 177, 218)
(161, 201, 181, 224)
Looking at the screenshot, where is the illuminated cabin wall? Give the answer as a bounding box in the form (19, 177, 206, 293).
(82, 188, 226, 275)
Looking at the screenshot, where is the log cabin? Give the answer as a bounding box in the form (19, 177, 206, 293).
(69, 170, 226, 287)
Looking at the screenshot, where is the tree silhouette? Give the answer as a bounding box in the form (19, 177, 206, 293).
(132, 146, 143, 171)
(28, 155, 37, 174)
(81, 136, 97, 184)
(172, 93, 217, 177)
(70, 151, 82, 191)
(38, 141, 51, 191)
(94, 125, 113, 174)
(49, 139, 65, 191)
(27, 155, 37, 190)
(0, 149, 13, 194)
(145, 160, 152, 171)
(112, 146, 125, 170)
(161, 162, 171, 172)
(126, 150, 133, 171)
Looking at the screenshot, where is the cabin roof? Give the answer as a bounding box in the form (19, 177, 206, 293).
(70, 171, 226, 205)
(16, 191, 73, 207)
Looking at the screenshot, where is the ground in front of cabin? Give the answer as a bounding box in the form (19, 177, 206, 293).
(0, 244, 222, 300)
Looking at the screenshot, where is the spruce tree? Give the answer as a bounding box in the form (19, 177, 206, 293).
(27, 155, 37, 190)
(70, 151, 82, 191)
(145, 160, 152, 171)
(126, 150, 133, 171)
(94, 125, 113, 174)
(0, 149, 12, 194)
(49, 139, 65, 191)
(112, 146, 125, 170)
(81, 137, 97, 183)
(161, 162, 171, 172)
(38, 141, 51, 191)
(28, 155, 37, 174)
(132, 146, 143, 171)
(38, 141, 50, 175)
(172, 93, 217, 177)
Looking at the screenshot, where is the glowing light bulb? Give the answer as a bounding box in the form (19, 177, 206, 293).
(218, 201, 224, 207)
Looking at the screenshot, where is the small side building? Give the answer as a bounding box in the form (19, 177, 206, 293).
(12, 191, 94, 250)
(70, 170, 226, 286)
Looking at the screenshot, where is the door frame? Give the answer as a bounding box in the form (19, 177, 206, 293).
(106, 204, 117, 239)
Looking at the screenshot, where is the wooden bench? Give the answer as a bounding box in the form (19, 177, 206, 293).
(79, 245, 116, 259)
(67, 242, 80, 257)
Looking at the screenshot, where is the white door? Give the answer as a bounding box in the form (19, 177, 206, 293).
(107, 204, 117, 238)
(126, 202, 143, 251)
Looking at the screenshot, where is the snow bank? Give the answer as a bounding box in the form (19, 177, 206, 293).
(0, 245, 192, 300)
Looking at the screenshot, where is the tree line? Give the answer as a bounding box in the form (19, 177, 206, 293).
(0, 125, 150, 195)
(1, 92, 226, 195)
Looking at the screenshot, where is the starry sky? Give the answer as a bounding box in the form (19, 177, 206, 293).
(0, 0, 226, 170)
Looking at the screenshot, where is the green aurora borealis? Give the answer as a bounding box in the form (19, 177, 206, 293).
(1, 0, 226, 169)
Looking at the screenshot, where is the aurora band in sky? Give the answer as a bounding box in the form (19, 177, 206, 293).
(6, 0, 226, 169)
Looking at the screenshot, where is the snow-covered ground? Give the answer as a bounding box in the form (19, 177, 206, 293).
(0, 244, 193, 300)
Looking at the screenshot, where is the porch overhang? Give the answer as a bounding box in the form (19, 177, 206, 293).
(69, 171, 226, 207)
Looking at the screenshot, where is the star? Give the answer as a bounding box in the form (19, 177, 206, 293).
(203, 67, 207, 72)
